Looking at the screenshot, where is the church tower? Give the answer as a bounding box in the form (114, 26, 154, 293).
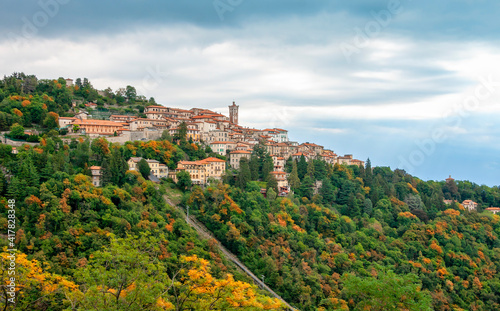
(229, 101, 239, 124)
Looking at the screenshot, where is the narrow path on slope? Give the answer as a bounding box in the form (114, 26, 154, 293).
(163, 195, 297, 311)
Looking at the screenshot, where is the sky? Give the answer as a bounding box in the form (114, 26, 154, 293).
(1, 0, 500, 186)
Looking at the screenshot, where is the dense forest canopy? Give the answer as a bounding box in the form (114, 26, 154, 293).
(1, 73, 500, 311)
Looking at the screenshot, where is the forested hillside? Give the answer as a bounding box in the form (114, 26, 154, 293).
(1, 73, 500, 311)
(0, 136, 284, 310)
(186, 156, 500, 310)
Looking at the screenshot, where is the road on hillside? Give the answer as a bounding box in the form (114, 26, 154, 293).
(163, 195, 297, 311)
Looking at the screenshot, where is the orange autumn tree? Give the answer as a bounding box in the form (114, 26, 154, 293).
(171, 254, 284, 310)
(0, 250, 78, 310)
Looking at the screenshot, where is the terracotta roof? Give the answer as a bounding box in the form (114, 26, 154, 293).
(110, 115, 133, 118)
(463, 200, 477, 205)
(211, 141, 236, 144)
(486, 207, 500, 211)
(201, 157, 226, 163)
(230, 150, 251, 154)
(89, 166, 101, 170)
(73, 119, 124, 126)
(146, 105, 166, 108)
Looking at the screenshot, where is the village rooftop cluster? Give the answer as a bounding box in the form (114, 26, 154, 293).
(58, 100, 365, 191)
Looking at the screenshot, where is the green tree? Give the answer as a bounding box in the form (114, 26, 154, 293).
(306, 160, 315, 179)
(161, 130, 173, 142)
(319, 178, 335, 205)
(364, 198, 373, 216)
(9, 123, 25, 139)
(237, 157, 251, 189)
(43, 112, 59, 130)
(249, 156, 259, 181)
(138, 158, 151, 179)
(177, 171, 192, 191)
(288, 161, 300, 190)
(262, 156, 274, 181)
(174, 122, 188, 143)
(74, 235, 172, 311)
(299, 175, 314, 199)
(297, 155, 307, 180)
(266, 173, 278, 193)
(340, 270, 432, 311)
(125, 85, 137, 103)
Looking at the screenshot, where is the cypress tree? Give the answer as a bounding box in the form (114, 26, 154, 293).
(238, 157, 251, 189)
(320, 178, 335, 205)
(266, 173, 278, 193)
(306, 160, 315, 180)
(262, 156, 273, 181)
(297, 155, 307, 180)
(138, 158, 151, 179)
(288, 161, 300, 190)
(249, 156, 259, 181)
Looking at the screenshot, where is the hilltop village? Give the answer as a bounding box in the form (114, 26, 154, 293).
(58, 98, 365, 193)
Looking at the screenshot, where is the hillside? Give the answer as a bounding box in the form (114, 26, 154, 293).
(1, 73, 500, 311)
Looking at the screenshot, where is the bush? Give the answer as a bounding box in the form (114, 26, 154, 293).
(26, 135, 40, 142)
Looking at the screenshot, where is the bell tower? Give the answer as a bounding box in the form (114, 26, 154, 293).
(229, 101, 239, 124)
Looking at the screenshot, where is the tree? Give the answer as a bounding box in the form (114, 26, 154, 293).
(125, 85, 137, 102)
(319, 178, 335, 205)
(299, 175, 314, 199)
(262, 156, 274, 181)
(74, 235, 172, 311)
(237, 157, 251, 189)
(9, 123, 25, 139)
(177, 171, 192, 191)
(288, 161, 301, 190)
(340, 270, 432, 311)
(138, 158, 151, 179)
(364, 198, 373, 216)
(174, 121, 188, 142)
(161, 130, 173, 142)
(90, 137, 110, 161)
(365, 157, 373, 186)
(101, 148, 128, 186)
(267, 187, 277, 202)
(297, 155, 307, 180)
(43, 112, 59, 130)
(266, 173, 278, 193)
(306, 160, 315, 179)
(249, 156, 259, 181)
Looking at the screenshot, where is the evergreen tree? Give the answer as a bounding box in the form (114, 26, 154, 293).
(262, 156, 274, 181)
(138, 159, 151, 179)
(364, 198, 373, 216)
(7, 176, 24, 201)
(266, 173, 278, 193)
(285, 156, 294, 173)
(41, 155, 55, 181)
(237, 158, 251, 189)
(297, 155, 307, 180)
(299, 175, 314, 199)
(101, 156, 112, 186)
(174, 122, 188, 143)
(306, 160, 315, 180)
(365, 158, 373, 187)
(19, 154, 39, 187)
(319, 178, 335, 205)
(288, 161, 300, 190)
(313, 159, 327, 180)
(177, 171, 192, 191)
(249, 156, 259, 181)
(0, 170, 6, 195)
(109, 148, 128, 186)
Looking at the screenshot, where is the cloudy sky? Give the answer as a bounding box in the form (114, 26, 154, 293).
(1, 0, 500, 186)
